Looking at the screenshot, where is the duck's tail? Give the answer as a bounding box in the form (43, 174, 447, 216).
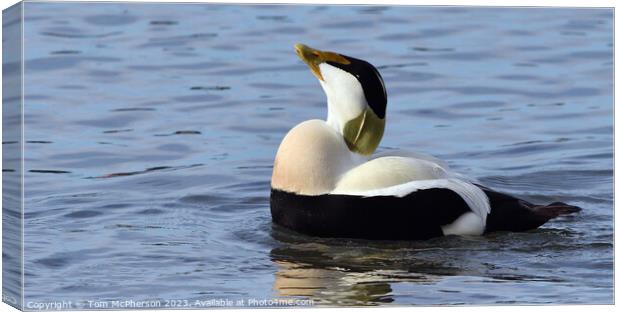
(479, 186, 581, 233)
(531, 201, 581, 219)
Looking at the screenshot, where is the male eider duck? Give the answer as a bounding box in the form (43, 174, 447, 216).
(270, 43, 580, 240)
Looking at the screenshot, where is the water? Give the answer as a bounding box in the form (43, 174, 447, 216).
(7, 2, 613, 307)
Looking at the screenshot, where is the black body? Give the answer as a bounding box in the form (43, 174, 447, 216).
(270, 186, 580, 240)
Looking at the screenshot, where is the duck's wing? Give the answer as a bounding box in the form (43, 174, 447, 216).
(331, 156, 491, 233)
(272, 179, 579, 239)
(333, 177, 491, 229)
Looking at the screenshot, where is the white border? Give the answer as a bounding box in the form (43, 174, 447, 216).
(3, 0, 618, 7)
(20, 1, 25, 311)
(0, 1, 616, 312)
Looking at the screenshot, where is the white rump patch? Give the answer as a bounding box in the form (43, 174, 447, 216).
(441, 212, 485, 236)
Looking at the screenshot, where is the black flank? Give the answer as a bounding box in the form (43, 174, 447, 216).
(271, 186, 581, 240)
(270, 188, 470, 240)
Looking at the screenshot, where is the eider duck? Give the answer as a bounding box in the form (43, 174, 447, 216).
(270, 43, 580, 240)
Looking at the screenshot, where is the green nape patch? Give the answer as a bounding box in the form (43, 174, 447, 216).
(342, 108, 385, 155)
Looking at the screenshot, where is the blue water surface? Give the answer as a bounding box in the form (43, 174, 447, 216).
(11, 2, 614, 307)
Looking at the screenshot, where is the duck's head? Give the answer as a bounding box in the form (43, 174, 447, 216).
(295, 43, 386, 156)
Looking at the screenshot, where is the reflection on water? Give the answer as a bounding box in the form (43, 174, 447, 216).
(270, 222, 611, 305)
(9, 2, 613, 306)
(268, 224, 600, 305)
(272, 259, 397, 305)
(270, 229, 448, 305)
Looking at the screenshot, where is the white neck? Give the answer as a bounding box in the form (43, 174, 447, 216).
(319, 63, 367, 134)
